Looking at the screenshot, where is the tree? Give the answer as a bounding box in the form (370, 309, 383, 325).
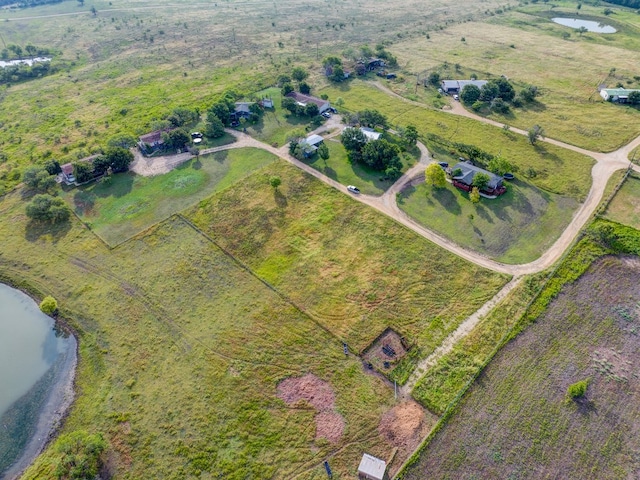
(107, 133, 137, 149)
(26, 194, 70, 223)
(73, 162, 93, 183)
(317, 143, 330, 161)
(25, 44, 37, 57)
(528, 124, 545, 145)
(204, 114, 225, 138)
(40, 296, 58, 315)
(281, 83, 294, 96)
(487, 156, 514, 176)
(403, 125, 418, 146)
(291, 66, 309, 82)
(304, 103, 319, 117)
(628, 90, 640, 105)
(92, 155, 111, 176)
(44, 160, 62, 176)
(425, 163, 446, 188)
(90, 5, 97, 15)
(277, 74, 291, 86)
(23, 167, 56, 192)
(330, 65, 345, 82)
(490, 98, 510, 114)
(472, 172, 491, 190)
(54, 430, 107, 480)
(269, 176, 281, 190)
(469, 186, 481, 203)
(162, 128, 190, 150)
(460, 84, 481, 105)
(281, 97, 299, 115)
(299, 81, 311, 94)
(479, 82, 499, 102)
(577, 26, 588, 36)
(567, 379, 589, 399)
(106, 147, 133, 173)
(208, 101, 232, 126)
(341, 127, 367, 153)
(359, 109, 388, 129)
(360, 139, 401, 171)
(288, 138, 300, 156)
(493, 77, 515, 102)
(519, 84, 539, 103)
(322, 56, 342, 68)
(428, 71, 441, 87)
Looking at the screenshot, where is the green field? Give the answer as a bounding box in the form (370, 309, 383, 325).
(61, 147, 277, 245)
(398, 178, 579, 264)
(604, 172, 640, 230)
(319, 81, 595, 199)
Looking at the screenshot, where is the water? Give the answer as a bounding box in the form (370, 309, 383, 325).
(552, 17, 616, 33)
(0, 57, 51, 68)
(0, 284, 76, 478)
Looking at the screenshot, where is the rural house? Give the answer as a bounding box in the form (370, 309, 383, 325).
(440, 79, 488, 94)
(358, 453, 386, 480)
(58, 155, 100, 186)
(232, 102, 255, 120)
(451, 162, 506, 197)
(139, 129, 169, 153)
(600, 88, 640, 103)
(297, 134, 324, 158)
(285, 92, 331, 114)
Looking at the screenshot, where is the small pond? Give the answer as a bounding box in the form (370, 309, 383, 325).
(0, 284, 76, 479)
(552, 17, 616, 33)
(0, 57, 51, 68)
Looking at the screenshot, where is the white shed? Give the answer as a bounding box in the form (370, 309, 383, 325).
(358, 453, 386, 480)
(360, 127, 382, 141)
(305, 134, 324, 146)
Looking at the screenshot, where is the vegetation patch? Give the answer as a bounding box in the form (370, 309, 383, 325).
(604, 172, 640, 230)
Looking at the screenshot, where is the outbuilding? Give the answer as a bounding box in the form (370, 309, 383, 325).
(440, 79, 488, 94)
(358, 453, 386, 480)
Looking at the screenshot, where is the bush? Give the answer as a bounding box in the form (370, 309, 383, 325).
(26, 194, 71, 224)
(567, 379, 589, 399)
(39, 295, 58, 315)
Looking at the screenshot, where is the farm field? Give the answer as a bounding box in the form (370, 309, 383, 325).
(398, 178, 579, 264)
(604, 172, 640, 231)
(319, 81, 595, 199)
(402, 252, 640, 479)
(60, 147, 277, 245)
(390, 3, 640, 152)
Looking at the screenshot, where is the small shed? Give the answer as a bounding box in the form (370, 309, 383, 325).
(305, 134, 324, 147)
(358, 453, 386, 480)
(360, 127, 382, 141)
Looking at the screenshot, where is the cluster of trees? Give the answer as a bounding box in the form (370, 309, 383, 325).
(282, 96, 320, 117)
(0, 61, 60, 85)
(0, 0, 63, 7)
(288, 136, 330, 161)
(1, 44, 51, 60)
(460, 78, 540, 114)
(343, 109, 389, 130)
(205, 92, 262, 136)
(600, 0, 639, 7)
(279, 66, 311, 95)
(166, 107, 199, 128)
(323, 56, 346, 82)
(26, 194, 70, 223)
(341, 128, 402, 178)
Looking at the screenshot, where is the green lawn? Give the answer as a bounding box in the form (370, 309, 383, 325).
(319, 81, 595, 199)
(604, 172, 640, 230)
(61, 147, 277, 245)
(302, 135, 419, 196)
(398, 178, 579, 264)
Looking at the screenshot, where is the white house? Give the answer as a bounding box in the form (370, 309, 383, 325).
(358, 453, 386, 480)
(360, 127, 382, 141)
(285, 92, 331, 113)
(600, 88, 640, 103)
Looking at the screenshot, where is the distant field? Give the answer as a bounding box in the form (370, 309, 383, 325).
(398, 178, 579, 264)
(403, 253, 640, 479)
(60, 147, 277, 245)
(390, 4, 640, 152)
(604, 172, 640, 230)
(186, 160, 508, 358)
(319, 81, 595, 199)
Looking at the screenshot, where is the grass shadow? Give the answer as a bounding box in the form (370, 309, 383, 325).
(274, 189, 288, 208)
(212, 150, 228, 163)
(192, 158, 203, 170)
(25, 219, 72, 244)
(92, 172, 134, 199)
(432, 187, 461, 215)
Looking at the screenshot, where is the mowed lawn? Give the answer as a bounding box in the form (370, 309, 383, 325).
(398, 179, 579, 264)
(402, 255, 640, 479)
(61, 148, 277, 245)
(604, 173, 640, 230)
(186, 160, 508, 360)
(319, 81, 594, 199)
(302, 136, 420, 196)
(0, 191, 394, 480)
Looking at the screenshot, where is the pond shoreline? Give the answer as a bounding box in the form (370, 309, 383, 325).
(0, 281, 78, 480)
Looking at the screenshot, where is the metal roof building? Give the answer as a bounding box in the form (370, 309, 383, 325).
(358, 453, 386, 480)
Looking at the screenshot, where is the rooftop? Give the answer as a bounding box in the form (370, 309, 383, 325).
(441, 79, 488, 90)
(286, 91, 328, 109)
(452, 162, 503, 189)
(358, 453, 386, 480)
(305, 134, 324, 146)
(361, 127, 382, 141)
(601, 88, 640, 97)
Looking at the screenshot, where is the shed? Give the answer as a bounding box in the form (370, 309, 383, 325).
(358, 453, 386, 480)
(440, 79, 488, 94)
(600, 88, 640, 103)
(305, 134, 324, 147)
(360, 127, 382, 141)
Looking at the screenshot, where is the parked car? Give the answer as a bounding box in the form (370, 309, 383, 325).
(453, 94, 459, 101)
(438, 162, 449, 169)
(347, 185, 360, 194)
(329, 107, 337, 114)
(191, 132, 203, 139)
(322, 112, 332, 118)
(503, 173, 515, 180)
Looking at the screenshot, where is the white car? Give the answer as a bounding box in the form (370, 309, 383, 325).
(347, 185, 360, 194)
(453, 94, 459, 101)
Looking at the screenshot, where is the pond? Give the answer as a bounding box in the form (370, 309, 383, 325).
(0, 284, 76, 479)
(552, 17, 616, 33)
(0, 57, 51, 68)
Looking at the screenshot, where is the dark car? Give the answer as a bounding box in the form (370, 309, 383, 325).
(438, 162, 449, 169)
(503, 173, 514, 180)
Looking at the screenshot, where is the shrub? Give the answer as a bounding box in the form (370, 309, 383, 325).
(567, 379, 589, 399)
(40, 295, 58, 315)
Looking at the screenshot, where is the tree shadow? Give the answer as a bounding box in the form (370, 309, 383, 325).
(212, 150, 228, 163)
(73, 190, 96, 215)
(475, 204, 494, 223)
(192, 158, 203, 170)
(323, 166, 338, 180)
(432, 188, 461, 215)
(575, 397, 598, 417)
(25, 219, 72, 244)
(93, 172, 134, 199)
(274, 189, 288, 208)
(534, 144, 562, 165)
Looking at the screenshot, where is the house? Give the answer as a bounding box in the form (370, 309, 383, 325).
(600, 88, 640, 103)
(233, 102, 255, 119)
(285, 92, 331, 113)
(297, 134, 324, 158)
(451, 162, 506, 196)
(358, 454, 386, 480)
(59, 162, 76, 185)
(139, 130, 169, 152)
(360, 127, 382, 141)
(366, 58, 385, 71)
(440, 79, 488, 94)
(304, 134, 324, 147)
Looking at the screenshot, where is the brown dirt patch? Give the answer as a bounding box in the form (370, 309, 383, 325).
(315, 411, 345, 444)
(363, 329, 409, 374)
(378, 400, 436, 476)
(277, 373, 336, 411)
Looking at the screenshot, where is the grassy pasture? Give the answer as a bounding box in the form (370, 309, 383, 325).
(60, 147, 277, 245)
(186, 160, 508, 358)
(390, 7, 640, 152)
(604, 172, 640, 230)
(0, 190, 395, 480)
(398, 179, 580, 264)
(403, 254, 640, 479)
(319, 81, 595, 199)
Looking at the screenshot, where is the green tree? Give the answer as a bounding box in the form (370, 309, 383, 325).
(92, 155, 111, 176)
(403, 125, 418, 146)
(291, 66, 309, 82)
(73, 162, 93, 183)
(44, 160, 62, 176)
(425, 163, 446, 188)
(528, 124, 545, 145)
(23, 167, 56, 192)
(472, 172, 491, 190)
(288, 138, 300, 157)
(107, 133, 137, 149)
(162, 128, 190, 150)
(567, 379, 589, 399)
(40, 296, 58, 315)
(428, 71, 441, 87)
(460, 84, 481, 105)
(304, 103, 319, 117)
(317, 143, 330, 160)
(277, 74, 291, 86)
(359, 109, 388, 129)
(204, 114, 225, 138)
(281, 83, 294, 96)
(322, 56, 342, 68)
(281, 97, 299, 115)
(54, 431, 107, 480)
(469, 186, 481, 203)
(628, 91, 640, 105)
(479, 82, 500, 102)
(208, 101, 233, 127)
(577, 26, 588, 36)
(269, 176, 281, 190)
(330, 65, 345, 82)
(341, 127, 367, 153)
(487, 156, 514, 176)
(299, 81, 311, 94)
(519, 84, 539, 103)
(106, 147, 134, 173)
(26, 194, 70, 223)
(360, 139, 400, 171)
